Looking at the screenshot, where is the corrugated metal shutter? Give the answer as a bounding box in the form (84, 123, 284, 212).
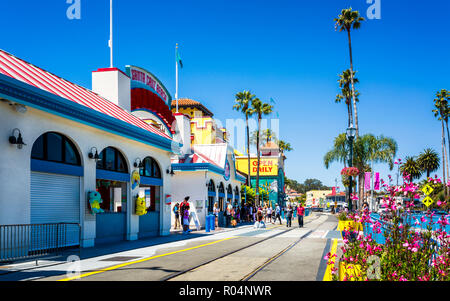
(30, 172, 80, 247)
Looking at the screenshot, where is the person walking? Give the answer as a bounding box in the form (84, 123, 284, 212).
(213, 203, 220, 228)
(275, 204, 282, 225)
(180, 196, 190, 233)
(173, 202, 180, 230)
(297, 203, 305, 228)
(225, 202, 233, 227)
(286, 205, 293, 227)
(267, 205, 272, 224)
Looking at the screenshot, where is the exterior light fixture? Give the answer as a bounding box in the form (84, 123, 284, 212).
(88, 147, 100, 161)
(166, 168, 175, 176)
(9, 128, 26, 149)
(134, 158, 143, 168)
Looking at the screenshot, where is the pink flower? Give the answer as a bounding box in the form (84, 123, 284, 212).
(403, 242, 409, 247)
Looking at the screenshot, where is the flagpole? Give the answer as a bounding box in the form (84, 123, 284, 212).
(175, 43, 179, 113)
(109, 0, 113, 68)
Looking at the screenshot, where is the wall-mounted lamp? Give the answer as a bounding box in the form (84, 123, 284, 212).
(9, 128, 26, 149)
(134, 158, 143, 168)
(166, 168, 175, 176)
(88, 147, 100, 161)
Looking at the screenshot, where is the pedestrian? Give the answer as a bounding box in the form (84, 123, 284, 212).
(262, 205, 267, 223)
(236, 207, 241, 223)
(213, 203, 220, 228)
(180, 196, 190, 233)
(275, 204, 282, 225)
(267, 205, 272, 223)
(225, 202, 232, 227)
(173, 202, 180, 229)
(297, 203, 305, 228)
(286, 205, 293, 227)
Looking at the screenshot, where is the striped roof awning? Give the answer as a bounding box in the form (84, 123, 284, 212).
(0, 49, 172, 140)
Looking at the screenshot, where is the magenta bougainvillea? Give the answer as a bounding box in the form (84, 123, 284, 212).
(341, 167, 360, 177)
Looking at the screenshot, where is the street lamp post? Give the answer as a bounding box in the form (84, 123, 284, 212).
(346, 125, 356, 212)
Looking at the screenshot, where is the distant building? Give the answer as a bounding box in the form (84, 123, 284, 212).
(285, 186, 303, 202)
(306, 190, 332, 207)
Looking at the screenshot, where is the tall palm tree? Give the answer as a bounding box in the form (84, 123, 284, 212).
(334, 8, 365, 138)
(278, 140, 293, 157)
(417, 148, 440, 178)
(233, 91, 256, 186)
(325, 133, 397, 209)
(336, 69, 360, 127)
(433, 90, 450, 198)
(400, 156, 423, 182)
(250, 98, 274, 206)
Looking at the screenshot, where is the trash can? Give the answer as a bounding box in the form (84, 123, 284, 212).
(210, 215, 215, 231)
(205, 215, 211, 232)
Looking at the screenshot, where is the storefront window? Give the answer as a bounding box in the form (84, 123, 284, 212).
(138, 185, 160, 212)
(31, 132, 80, 166)
(96, 180, 127, 213)
(139, 157, 161, 179)
(96, 147, 128, 173)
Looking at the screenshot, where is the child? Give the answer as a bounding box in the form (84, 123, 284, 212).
(183, 209, 190, 234)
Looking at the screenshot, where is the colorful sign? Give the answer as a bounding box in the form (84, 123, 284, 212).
(224, 159, 231, 181)
(422, 184, 434, 196)
(131, 170, 140, 190)
(165, 194, 172, 205)
(126, 65, 171, 105)
(236, 157, 278, 176)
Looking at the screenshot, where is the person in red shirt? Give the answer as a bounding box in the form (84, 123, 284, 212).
(297, 203, 305, 228)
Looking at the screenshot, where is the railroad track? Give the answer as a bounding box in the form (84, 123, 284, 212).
(161, 213, 325, 281)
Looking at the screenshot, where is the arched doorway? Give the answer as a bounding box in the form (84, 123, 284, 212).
(234, 186, 240, 208)
(226, 184, 233, 208)
(138, 156, 163, 238)
(95, 147, 129, 244)
(207, 179, 216, 213)
(30, 132, 82, 247)
(218, 182, 225, 211)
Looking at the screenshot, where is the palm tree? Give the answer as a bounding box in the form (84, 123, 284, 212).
(417, 148, 440, 178)
(336, 69, 360, 127)
(334, 8, 365, 138)
(433, 90, 450, 198)
(278, 140, 293, 157)
(250, 98, 274, 206)
(250, 128, 278, 147)
(325, 133, 397, 209)
(233, 91, 256, 186)
(400, 156, 423, 182)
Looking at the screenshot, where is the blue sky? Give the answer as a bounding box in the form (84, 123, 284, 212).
(1, 0, 449, 187)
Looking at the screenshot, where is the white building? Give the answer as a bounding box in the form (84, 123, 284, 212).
(170, 113, 246, 228)
(0, 49, 179, 249)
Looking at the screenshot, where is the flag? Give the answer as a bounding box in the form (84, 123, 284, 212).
(374, 172, 380, 190)
(365, 172, 371, 190)
(176, 48, 183, 68)
(332, 187, 336, 195)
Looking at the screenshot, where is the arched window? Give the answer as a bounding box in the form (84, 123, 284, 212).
(218, 183, 225, 194)
(96, 147, 128, 173)
(208, 180, 215, 192)
(31, 132, 80, 166)
(140, 157, 161, 179)
(235, 186, 240, 197)
(227, 185, 233, 196)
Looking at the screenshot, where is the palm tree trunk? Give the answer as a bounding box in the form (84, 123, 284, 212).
(347, 101, 352, 128)
(246, 115, 251, 187)
(347, 29, 359, 138)
(442, 120, 447, 199)
(255, 116, 261, 206)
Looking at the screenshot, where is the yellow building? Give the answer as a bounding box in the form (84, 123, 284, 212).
(171, 98, 227, 145)
(306, 190, 333, 207)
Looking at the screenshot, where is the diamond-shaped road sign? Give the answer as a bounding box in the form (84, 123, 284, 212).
(421, 184, 434, 196)
(422, 196, 434, 208)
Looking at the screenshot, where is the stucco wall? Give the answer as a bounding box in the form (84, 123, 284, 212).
(0, 101, 173, 247)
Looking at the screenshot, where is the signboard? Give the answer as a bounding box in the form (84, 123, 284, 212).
(421, 184, 434, 208)
(126, 65, 171, 106)
(236, 157, 278, 176)
(224, 159, 231, 181)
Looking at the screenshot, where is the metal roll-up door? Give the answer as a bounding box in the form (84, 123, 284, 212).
(30, 172, 80, 248)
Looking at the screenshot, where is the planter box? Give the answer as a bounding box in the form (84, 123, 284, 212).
(339, 262, 365, 281)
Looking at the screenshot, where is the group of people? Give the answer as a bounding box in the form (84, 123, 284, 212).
(172, 196, 191, 234)
(173, 198, 307, 232)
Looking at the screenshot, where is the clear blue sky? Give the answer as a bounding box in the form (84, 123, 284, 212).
(1, 0, 449, 187)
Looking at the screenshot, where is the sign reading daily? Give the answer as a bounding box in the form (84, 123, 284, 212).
(126, 65, 171, 105)
(236, 157, 278, 176)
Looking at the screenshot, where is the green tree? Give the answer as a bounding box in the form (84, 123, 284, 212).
(233, 91, 256, 186)
(278, 140, 293, 162)
(250, 98, 274, 206)
(417, 148, 440, 178)
(334, 7, 365, 138)
(400, 156, 423, 182)
(250, 128, 278, 147)
(433, 89, 450, 199)
(325, 133, 397, 209)
(336, 69, 360, 127)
